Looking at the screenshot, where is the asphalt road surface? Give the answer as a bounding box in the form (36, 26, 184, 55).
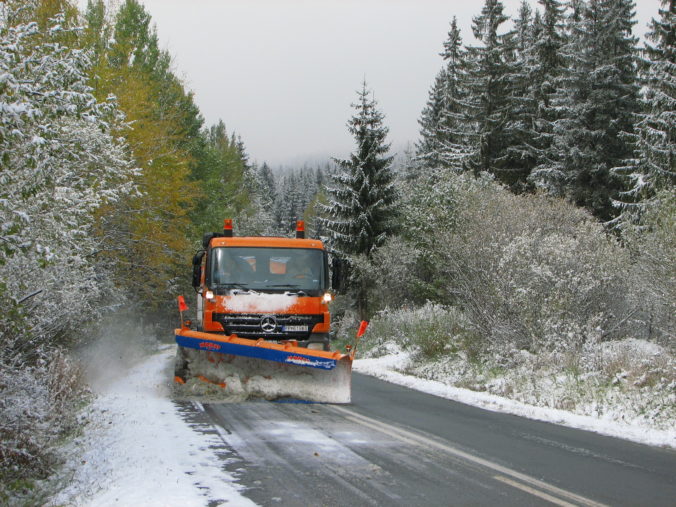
(196, 373, 676, 506)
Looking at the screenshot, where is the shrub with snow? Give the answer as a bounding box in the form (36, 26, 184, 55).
(375, 172, 652, 354)
(0, 6, 134, 501)
(356, 171, 675, 430)
(619, 189, 676, 348)
(360, 308, 675, 430)
(363, 303, 478, 361)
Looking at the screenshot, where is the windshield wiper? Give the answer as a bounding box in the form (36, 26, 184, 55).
(214, 283, 252, 293)
(262, 284, 308, 296)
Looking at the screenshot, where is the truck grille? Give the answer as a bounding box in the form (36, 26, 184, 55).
(212, 313, 324, 340)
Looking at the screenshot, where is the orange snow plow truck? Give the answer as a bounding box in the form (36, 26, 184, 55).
(174, 219, 365, 403)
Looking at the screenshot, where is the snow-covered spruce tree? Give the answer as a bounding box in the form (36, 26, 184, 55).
(0, 3, 134, 490)
(304, 168, 330, 238)
(536, 0, 641, 221)
(530, 0, 585, 196)
(437, 17, 474, 169)
(527, 0, 567, 185)
(272, 164, 330, 235)
(231, 136, 276, 236)
(287, 172, 306, 227)
(501, 1, 540, 191)
(464, 0, 527, 190)
(612, 0, 675, 225)
(534, 0, 567, 107)
(258, 162, 276, 214)
(416, 17, 472, 175)
(416, 68, 449, 172)
(321, 82, 398, 318)
(274, 172, 303, 231)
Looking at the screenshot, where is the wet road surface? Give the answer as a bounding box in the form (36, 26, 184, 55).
(195, 373, 676, 506)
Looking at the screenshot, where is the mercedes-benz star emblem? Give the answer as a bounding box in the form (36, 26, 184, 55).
(260, 316, 277, 333)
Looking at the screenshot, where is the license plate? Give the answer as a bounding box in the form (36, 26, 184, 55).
(283, 325, 308, 332)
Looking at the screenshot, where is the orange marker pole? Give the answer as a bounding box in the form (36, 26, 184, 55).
(350, 320, 369, 359)
(177, 295, 189, 328)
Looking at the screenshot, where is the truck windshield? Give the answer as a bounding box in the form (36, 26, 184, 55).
(208, 247, 327, 293)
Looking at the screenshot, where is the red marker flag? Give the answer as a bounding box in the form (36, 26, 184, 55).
(177, 295, 188, 313)
(357, 320, 369, 337)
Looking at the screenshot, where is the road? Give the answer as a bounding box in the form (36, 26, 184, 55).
(195, 373, 676, 506)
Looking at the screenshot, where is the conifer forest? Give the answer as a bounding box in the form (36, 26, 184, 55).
(0, 0, 673, 502)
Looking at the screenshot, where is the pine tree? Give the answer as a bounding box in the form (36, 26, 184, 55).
(416, 68, 448, 170)
(259, 162, 275, 199)
(612, 0, 675, 224)
(305, 167, 330, 238)
(501, 1, 540, 190)
(464, 0, 520, 187)
(530, 0, 584, 196)
(535, 0, 566, 109)
(238, 163, 276, 236)
(271, 165, 326, 233)
(438, 17, 473, 171)
(285, 173, 303, 228)
(416, 17, 471, 173)
(256, 162, 277, 231)
(322, 82, 397, 257)
(321, 82, 398, 318)
(527, 0, 567, 185)
(539, 0, 641, 220)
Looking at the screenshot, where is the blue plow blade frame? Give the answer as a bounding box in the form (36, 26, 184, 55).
(175, 334, 338, 370)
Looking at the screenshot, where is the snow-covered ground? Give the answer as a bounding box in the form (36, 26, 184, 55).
(50, 345, 254, 507)
(51, 340, 673, 505)
(354, 347, 676, 449)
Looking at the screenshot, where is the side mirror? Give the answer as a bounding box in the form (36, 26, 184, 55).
(331, 257, 343, 292)
(192, 251, 205, 288)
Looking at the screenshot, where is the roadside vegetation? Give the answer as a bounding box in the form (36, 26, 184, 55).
(346, 174, 675, 429)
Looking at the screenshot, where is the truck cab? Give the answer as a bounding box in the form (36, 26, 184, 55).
(192, 220, 334, 350)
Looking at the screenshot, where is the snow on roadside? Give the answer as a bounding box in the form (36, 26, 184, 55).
(354, 350, 676, 450)
(50, 345, 255, 507)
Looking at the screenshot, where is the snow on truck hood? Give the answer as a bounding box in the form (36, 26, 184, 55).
(223, 292, 320, 313)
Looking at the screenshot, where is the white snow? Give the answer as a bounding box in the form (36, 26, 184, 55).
(354, 350, 676, 449)
(224, 293, 297, 313)
(50, 346, 255, 507)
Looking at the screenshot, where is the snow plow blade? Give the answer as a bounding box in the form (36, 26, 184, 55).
(174, 329, 353, 403)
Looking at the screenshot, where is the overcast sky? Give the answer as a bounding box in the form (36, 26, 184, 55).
(112, 0, 662, 168)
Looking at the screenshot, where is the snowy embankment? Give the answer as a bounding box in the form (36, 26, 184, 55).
(50, 346, 254, 507)
(354, 345, 676, 449)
